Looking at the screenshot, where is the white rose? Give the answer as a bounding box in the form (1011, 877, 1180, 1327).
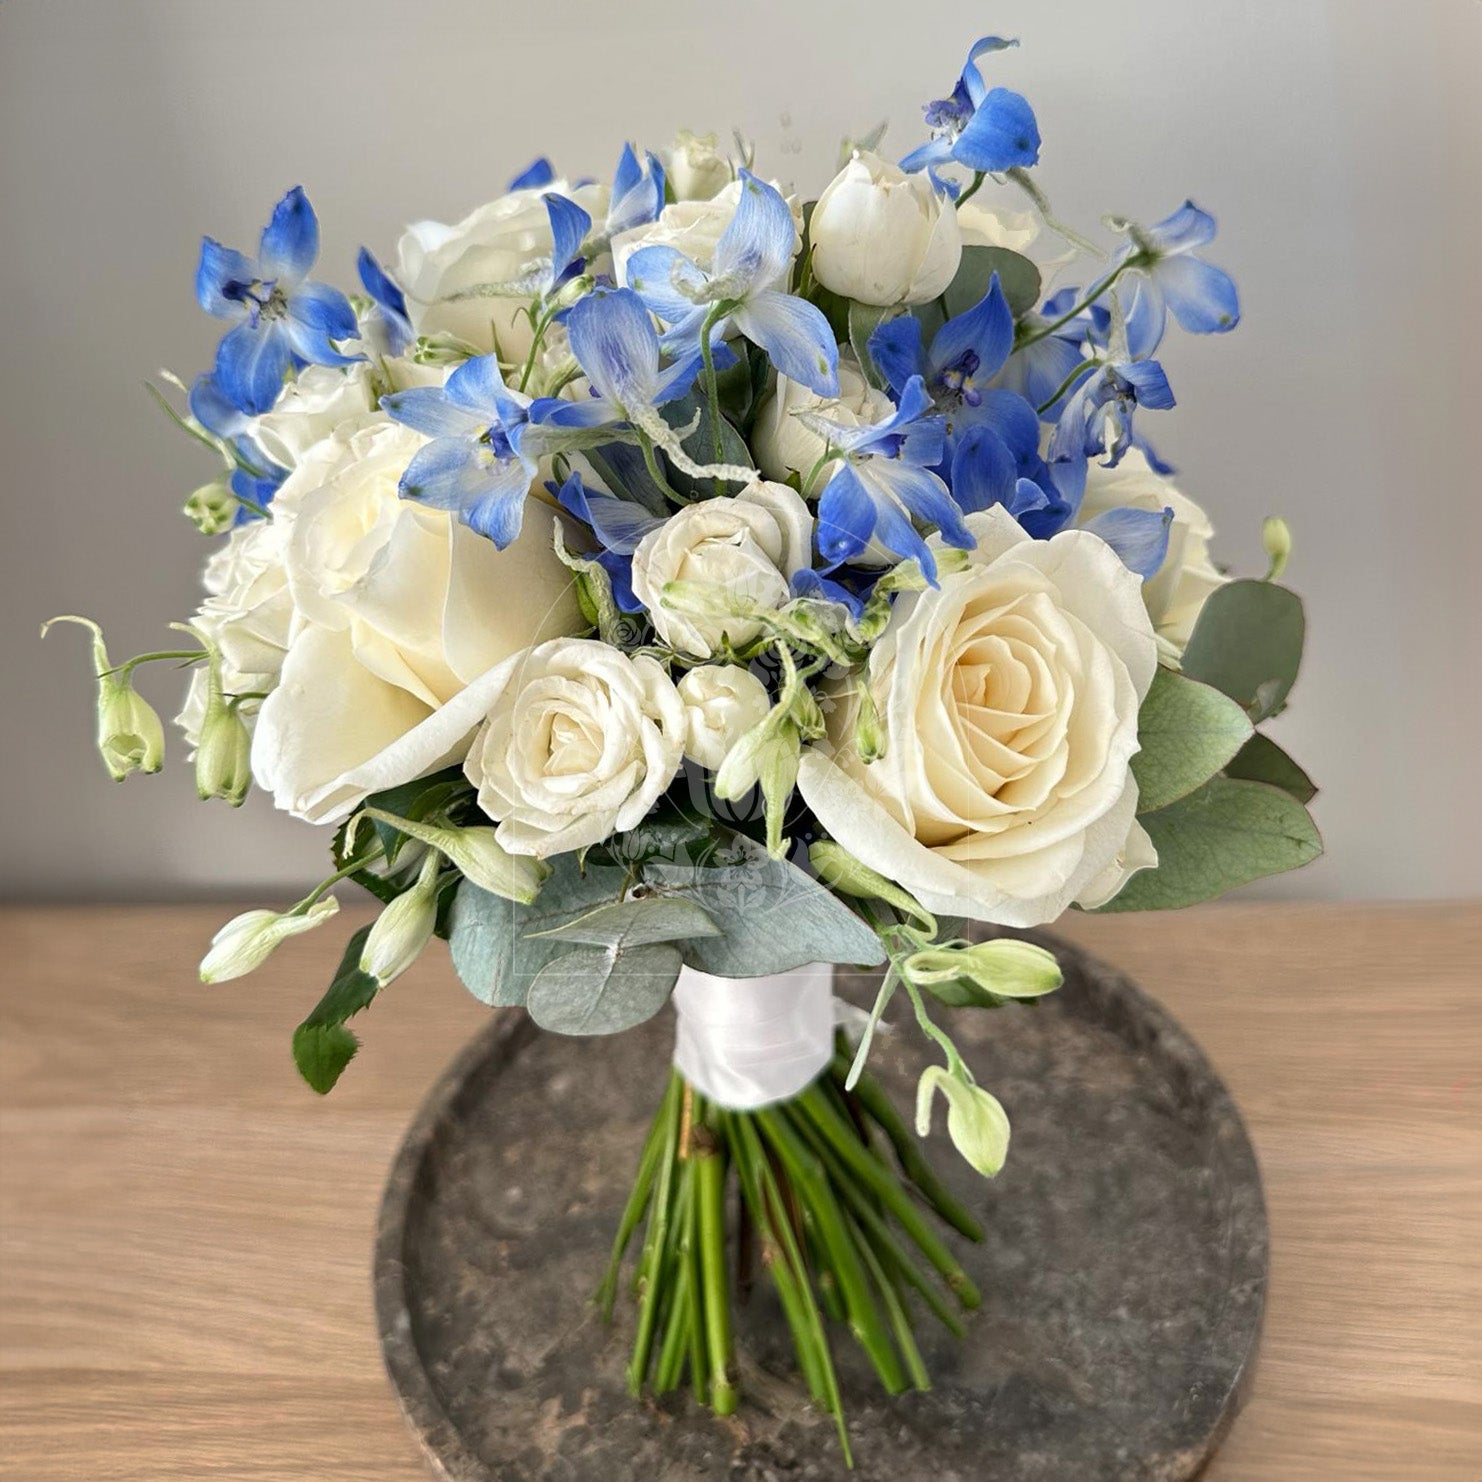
(630, 481, 813, 659)
(668, 130, 732, 201)
(797, 506, 1159, 926)
(176, 518, 295, 750)
(254, 363, 376, 469)
(957, 198, 1078, 291)
(677, 664, 771, 769)
(394, 180, 609, 360)
(612, 178, 802, 291)
(464, 637, 687, 856)
(1077, 448, 1229, 655)
(753, 357, 894, 492)
(251, 417, 584, 823)
(809, 152, 962, 307)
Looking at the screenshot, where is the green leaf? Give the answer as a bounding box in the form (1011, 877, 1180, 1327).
(645, 842, 886, 975)
(292, 925, 379, 1094)
(1131, 666, 1254, 813)
(916, 245, 1043, 342)
(530, 894, 720, 948)
(446, 857, 629, 1007)
(1180, 579, 1305, 722)
(663, 393, 753, 498)
(1095, 776, 1323, 912)
(1224, 732, 1317, 805)
(580, 441, 671, 516)
(848, 301, 894, 389)
(526, 942, 683, 1036)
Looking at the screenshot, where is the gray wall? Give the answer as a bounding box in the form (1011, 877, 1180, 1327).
(3, 0, 1478, 902)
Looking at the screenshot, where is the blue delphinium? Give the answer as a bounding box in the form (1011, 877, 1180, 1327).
(625, 171, 838, 396)
(806, 375, 971, 582)
(355, 248, 414, 356)
(603, 144, 667, 241)
(1115, 202, 1241, 358)
(195, 187, 361, 416)
(382, 354, 554, 546)
(553, 471, 663, 612)
(901, 37, 1041, 176)
(187, 374, 287, 519)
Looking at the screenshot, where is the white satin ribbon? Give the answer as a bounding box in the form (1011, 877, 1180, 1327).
(671, 961, 837, 1111)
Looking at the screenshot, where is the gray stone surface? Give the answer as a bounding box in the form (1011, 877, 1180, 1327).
(375, 931, 1267, 1480)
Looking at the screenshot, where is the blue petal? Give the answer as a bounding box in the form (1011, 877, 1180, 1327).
(999, 335, 1092, 416)
(357, 247, 408, 322)
(899, 136, 953, 174)
(625, 244, 710, 324)
(600, 550, 644, 612)
(860, 475, 938, 580)
(874, 462, 973, 549)
(930, 273, 1014, 382)
(949, 425, 1017, 513)
(195, 239, 256, 319)
(214, 322, 293, 415)
(188, 374, 249, 439)
(509, 156, 556, 191)
(607, 145, 665, 236)
(959, 386, 1041, 458)
(1006, 476, 1052, 520)
(730, 290, 838, 396)
(816, 463, 880, 566)
(951, 87, 1041, 172)
(1123, 274, 1168, 359)
(445, 353, 527, 425)
(1081, 505, 1173, 579)
(653, 341, 732, 405)
(1144, 200, 1218, 256)
(1119, 358, 1176, 411)
(712, 170, 796, 292)
(960, 35, 1020, 109)
(537, 394, 623, 430)
(1133, 432, 1176, 476)
(257, 187, 318, 286)
(382, 386, 490, 439)
(790, 568, 868, 622)
(566, 288, 661, 407)
(868, 314, 926, 398)
(544, 192, 592, 285)
(554, 472, 663, 554)
(400, 441, 532, 549)
(1155, 255, 1240, 335)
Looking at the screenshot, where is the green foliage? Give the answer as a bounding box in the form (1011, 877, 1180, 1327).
(1224, 732, 1317, 805)
(663, 393, 752, 497)
(526, 942, 685, 1036)
(915, 246, 1043, 344)
(1095, 776, 1322, 912)
(1180, 579, 1305, 722)
(291, 925, 379, 1094)
(530, 894, 720, 949)
(1132, 666, 1254, 813)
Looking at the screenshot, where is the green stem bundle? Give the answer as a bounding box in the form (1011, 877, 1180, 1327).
(598, 1051, 984, 1463)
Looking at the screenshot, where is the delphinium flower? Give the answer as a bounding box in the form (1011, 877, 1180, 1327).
(900, 36, 1041, 177)
(355, 247, 414, 356)
(186, 373, 287, 519)
(625, 170, 839, 396)
(195, 187, 361, 415)
(1114, 201, 1241, 358)
(552, 471, 664, 612)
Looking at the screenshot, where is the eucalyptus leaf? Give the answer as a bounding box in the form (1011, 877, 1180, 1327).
(526, 942, 683, 1036)
(663, 393, 753, 497)
(1132, 666, 1254, 813)
(530, 894, 720, 948)
(1095, 776, 1322, 912)
(581, 442, 671, 516)
(848, 301, 894, 389)
(1180, 579, 1305, 722)
(645, 842, 885, 975)
(1224, 732, 1317, 805)
(917, 245, 1043, 340)
(447, 857, 628, 1007)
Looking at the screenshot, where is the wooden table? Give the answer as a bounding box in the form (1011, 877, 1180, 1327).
(1, 902, 1478, 1480)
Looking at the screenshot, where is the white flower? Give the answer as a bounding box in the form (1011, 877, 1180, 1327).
(254, 363, 376, 469)
(809, 151, 962, 306)
(752, 357, 894, 493)
(393, 179, 609, 360)
(957, 198, 1078, 291)
(463, 638, 687, 857)
(199, 896, 340, 984)
(677, 665, 771, 769)
(630, 481, 813, 658)
(796, 507, 1158, 927)
(176, 518, 295, 751)
(667, 130, 732, 201)
(612, 178, 801, 292)
(249, 417, 584, 824)
(1077, 448, 1229, 655)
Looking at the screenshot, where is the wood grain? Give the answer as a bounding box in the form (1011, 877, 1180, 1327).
(1, 902, 1478, 1480)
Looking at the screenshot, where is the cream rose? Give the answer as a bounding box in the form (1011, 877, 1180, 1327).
(809, 151, 962, 306)
(393, 180, 609, 360)
(254, 363, 376, 469)
(250, 417, 583, 823)
(630, 481, 813, 658)
(667, 130, 732, 201)
(797, 507, 1159, 925)
(677, 664, 771, 769)
(1077, 448, 1229, 655)
(464, 638, 687, 856)
(752, 357, 894, 493)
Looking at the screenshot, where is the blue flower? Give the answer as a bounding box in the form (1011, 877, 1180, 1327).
(187, 374, 287, 519)
(603, 144, 667, 240)
(508, 157, 557, 191)
(1048, 358, 1176, 470)
(901, 37, 1041, 176)
(195, 187, 361, 415)
(382, 354, 550, 547)
(356, 248, 413, 355)
(625, 171, 838, 396)
(995, 287, 1102, 417)
(1116, 202, 1240, 358)
(552, 471, 664, 612)
(530, 190, 593, 299)
(809, 376, 970, 581)
(1079, 504, 1174, 579)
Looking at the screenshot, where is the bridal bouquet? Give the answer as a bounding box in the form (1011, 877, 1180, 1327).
(52, 32, 1319, 1456)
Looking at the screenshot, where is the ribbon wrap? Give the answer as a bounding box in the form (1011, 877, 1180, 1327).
(671, 960, 836, 1111)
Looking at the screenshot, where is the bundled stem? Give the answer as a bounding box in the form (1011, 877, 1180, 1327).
(598, 1050, 982, 1463)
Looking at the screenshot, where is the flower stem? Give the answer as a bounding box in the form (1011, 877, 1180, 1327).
(1017, 261, 1131, 349)
(954, 170, 986, 209)
(693, 1106, 736, 1414)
